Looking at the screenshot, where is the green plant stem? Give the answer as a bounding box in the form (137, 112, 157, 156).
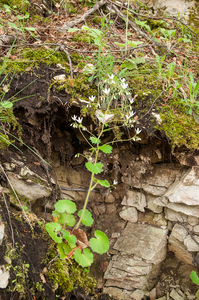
(125, 0, 130, 57)
(75, 95, 114, 229)
(74, 150, 99, 230)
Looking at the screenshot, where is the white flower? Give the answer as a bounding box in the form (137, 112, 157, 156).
(103, 87, 110, 95)
(71, 115, 77, 121)
(136, 128, 142, 134)
(129, 110, 135, 117)
(77, 117, 83, 124)
(113, 180, 118, 185)
(108, 74, 114, 80)
(89, 95, 95, 102)
(129, 98, 135, 104)
(121, 78, 126, 83)
(121, 82, 128, 89)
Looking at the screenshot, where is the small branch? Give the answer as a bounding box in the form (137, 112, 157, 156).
(60, 0, 108, 31)
(110, 2, 167, 50)
(58, 44, 73, 79)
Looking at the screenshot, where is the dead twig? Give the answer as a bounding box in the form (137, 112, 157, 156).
(59, 0, 108, 31)
(109, 1, 167, 50)
(58, 44, 73, 79)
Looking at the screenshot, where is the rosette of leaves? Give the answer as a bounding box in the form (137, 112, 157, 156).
(46, 199, 109, 267)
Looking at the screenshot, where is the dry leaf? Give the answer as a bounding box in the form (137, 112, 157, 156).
(40, 273, 46, 284)
(73, 229, 89, 247)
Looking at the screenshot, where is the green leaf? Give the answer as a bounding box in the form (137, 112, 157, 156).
(128, 41, 143, 47)
(190, 271, 199, 285)
(25, 27, 36, 31)
(98, 180, 110, 188)
(57, 242, 71, 258)
(74, 248, 93, 267)
(8, 22, 22, 31)
(1, 101, 13, 108)
(99, 144, 112, 154)
(89, 230, 109, 254)
(46, 222, 63, 243)
(78, 209, 94, 226)
(54, 199, 76, 214)
(86, 162, 103, 174)
(134, 57, 145, 64)
(68, 28, 79, 32)
(58, 212, 75, 227)
(61, 230, 77, 247)
(90, 137, 100, 144)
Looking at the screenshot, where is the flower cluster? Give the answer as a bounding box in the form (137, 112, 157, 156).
(70, 115, 86, 130)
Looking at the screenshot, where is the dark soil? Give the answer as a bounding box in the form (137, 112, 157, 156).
(0, 198, 113, 300)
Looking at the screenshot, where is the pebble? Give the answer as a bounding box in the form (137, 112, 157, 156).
(170, 289, 183, 300)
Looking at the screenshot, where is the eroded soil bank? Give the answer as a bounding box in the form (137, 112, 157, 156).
(0, 65, 199, 300)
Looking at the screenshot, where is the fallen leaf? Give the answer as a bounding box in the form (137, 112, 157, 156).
(40, 273, 46, 284)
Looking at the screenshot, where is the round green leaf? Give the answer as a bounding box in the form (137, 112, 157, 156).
(54, 199, 76, 214)
(98, 180, 110, 188)
(90, 137, 100, 145)
(58, 242, 71, 258)
(86, 162, 103, 174)
(78, 209, 94, 226)
(190, 271, 199, 285)
(1, 101, 13, 109)
(99, 145, 112, 154)
(89, 230, 109, 254)
(46, 222, 62, 243)
(58, 213, 75, 227)
(74, 248, 93, 267)
(61, 230, 77, 247)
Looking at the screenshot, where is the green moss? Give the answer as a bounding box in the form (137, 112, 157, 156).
(1, 47, 70, 74)
(159, 108, 199, 150)
(0, 0, 29, 13)
(44, 243, 96, 295)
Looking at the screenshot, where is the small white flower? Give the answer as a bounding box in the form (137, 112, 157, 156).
(113, 180, 118, 185)
(89, 95, 95, 102)
(103, 87, 110, 95)
(136, 128, 142, 134)
(129, 98, 135, 104)
(108, 74, 114, 80)
(129, 110, 135, 117)
(77, 117, 83, 124)
(121, 78, 126, 83)
(121, 82, 128, 89)
(71, 115, 77, 121)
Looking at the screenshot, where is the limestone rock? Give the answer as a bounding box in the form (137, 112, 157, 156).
(170, 289, 184, 300)
(164, 208, 188, 222)
(113, 223, 168, 264)
(146, 195, 163, 213)
(188, 216, 199, 226)
(7, 170, 51, 201)
(122, 164, 183, 196)
(119, 207, 138, 223)
(106, 204, 116, 214)
(193, 225, 199, 233)
(184, 235, 199, 252)
(121, 190, 146, 212)
(0, 265, 10, 288)
(168, 236, 193, 265)
(166, 203, 199, 218)
(105, 193, 115, 203)
(170, 224, 188, 242)
(103, 287, 135, 300)
(131, 289, 145, 300)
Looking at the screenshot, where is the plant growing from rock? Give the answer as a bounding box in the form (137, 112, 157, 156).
(46, 71, 142, 267)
